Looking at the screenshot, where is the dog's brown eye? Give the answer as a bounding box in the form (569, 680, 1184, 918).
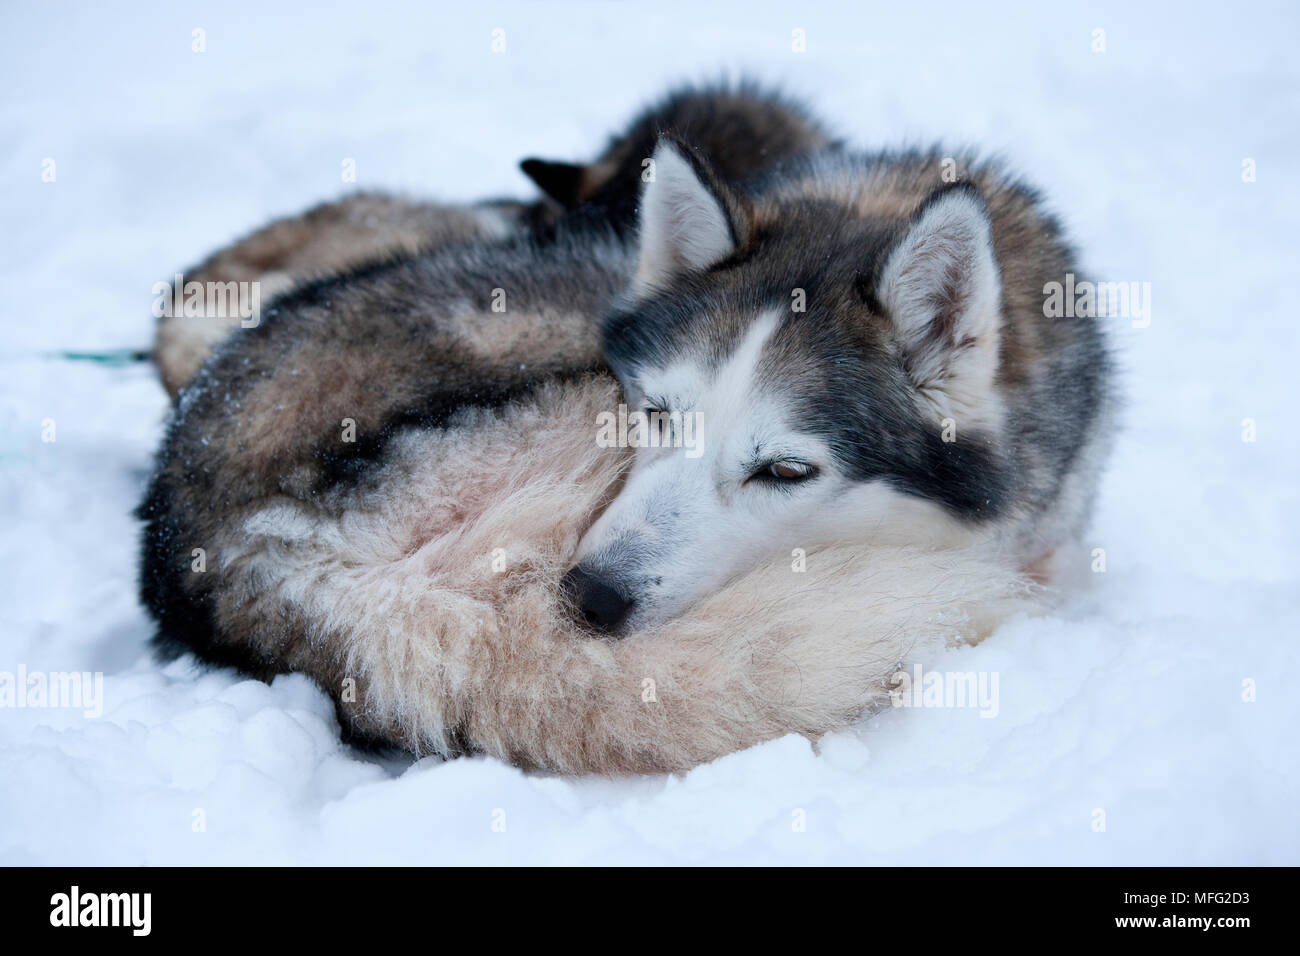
(762, 461, 816, 482)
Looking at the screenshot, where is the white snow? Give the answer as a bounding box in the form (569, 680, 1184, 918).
(1, 0, 1297, 864)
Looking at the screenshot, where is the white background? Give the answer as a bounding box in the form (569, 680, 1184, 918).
(1, 1, 1297, 863)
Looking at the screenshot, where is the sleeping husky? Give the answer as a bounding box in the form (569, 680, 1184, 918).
(138, 89, 1111, 772)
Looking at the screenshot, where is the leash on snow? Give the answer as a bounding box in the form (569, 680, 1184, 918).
(52, 349, 151, 366)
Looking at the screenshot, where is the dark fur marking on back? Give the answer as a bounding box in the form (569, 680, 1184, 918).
(313, 364, 610, 493)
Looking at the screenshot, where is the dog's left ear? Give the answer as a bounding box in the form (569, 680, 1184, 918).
(876, 183, 1003, 425)
(520, 158, 619, 209)
(631, 136, 750, 296)
(520, 158, 587, 207)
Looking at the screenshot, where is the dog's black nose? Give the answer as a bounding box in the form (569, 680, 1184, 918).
(562, 564, 635, 634)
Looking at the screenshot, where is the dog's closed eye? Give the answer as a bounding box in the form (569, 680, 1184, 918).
(643, 405, 672, 443)
(748, 460, 818, 484)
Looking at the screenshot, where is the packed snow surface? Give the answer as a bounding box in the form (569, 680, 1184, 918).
(1, 1, 1296, 864)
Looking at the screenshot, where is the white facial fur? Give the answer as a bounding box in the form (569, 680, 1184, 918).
(574, 311, 980, 631)
(584, 151, 1004, 632)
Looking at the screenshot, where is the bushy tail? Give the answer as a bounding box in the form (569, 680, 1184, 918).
(222, 379, 1031, 774)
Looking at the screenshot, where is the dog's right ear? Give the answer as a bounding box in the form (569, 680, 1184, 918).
(875, 182, 1004, 426)
(632, 136, 750, 296)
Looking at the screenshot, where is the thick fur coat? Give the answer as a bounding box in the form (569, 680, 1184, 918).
(138, 84, 1097, 775)
(138, 223, 1031, 775)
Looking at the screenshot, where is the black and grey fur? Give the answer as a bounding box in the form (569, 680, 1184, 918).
(520, 79, 834, 235)
(140, 223, 628, 683)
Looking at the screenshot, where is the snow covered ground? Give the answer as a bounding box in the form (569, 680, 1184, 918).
(2, 1, 1297, 864)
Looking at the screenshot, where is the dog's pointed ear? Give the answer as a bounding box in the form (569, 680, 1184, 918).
(520, 158, 587, 207)
(876, 183, 1003, 424)
(632, 136, 750, 295)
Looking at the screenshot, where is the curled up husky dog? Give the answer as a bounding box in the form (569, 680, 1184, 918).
(138, 86, 1111, 774)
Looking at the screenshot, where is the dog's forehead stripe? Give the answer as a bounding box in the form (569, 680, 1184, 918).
(641, 307, 782, 410)
(696, 310, 785, 459)
(714, 308, 782, 394)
